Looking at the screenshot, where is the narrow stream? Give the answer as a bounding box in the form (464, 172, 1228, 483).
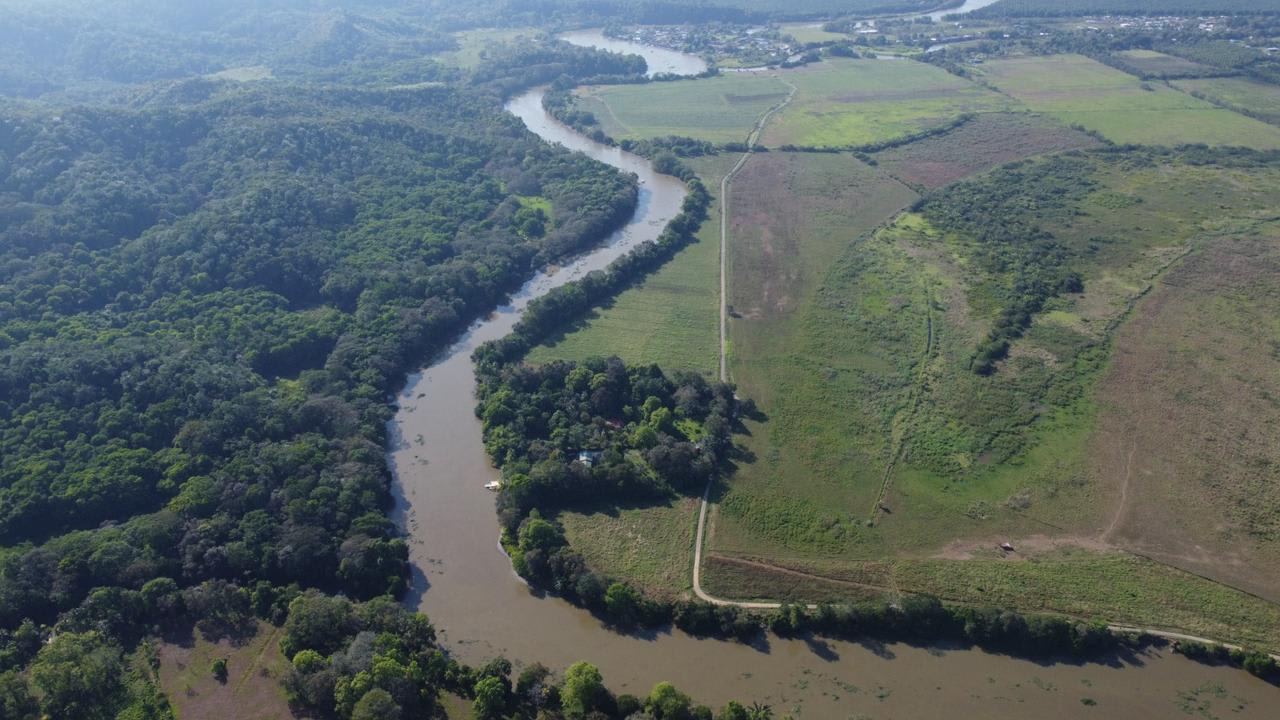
(386, 29, 1280, 719)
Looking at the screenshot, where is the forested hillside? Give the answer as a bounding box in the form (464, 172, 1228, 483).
(0, 23, 653, 711)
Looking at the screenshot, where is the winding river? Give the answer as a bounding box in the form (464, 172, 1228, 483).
(388, 32, 1280, 718)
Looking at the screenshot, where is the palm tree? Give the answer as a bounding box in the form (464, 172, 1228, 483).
(747, 702, 774, 720)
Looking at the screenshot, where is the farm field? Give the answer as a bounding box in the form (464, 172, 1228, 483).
(526, 154, 737, 375)
(978, 54, 1280, 148)
(760, 57, 1016, 148)
(571, 74, 792, 145)
(779, 22, 849, 44)
(706, 147, 1280, 634)
(874, 112, 1098, 189)
(569, 58, 1015, 149)
(1108, 49, 1220, 78)
(1174, 76, 1280, 126)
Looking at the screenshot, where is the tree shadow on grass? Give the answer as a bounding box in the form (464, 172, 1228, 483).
(532, 301, 615, 349)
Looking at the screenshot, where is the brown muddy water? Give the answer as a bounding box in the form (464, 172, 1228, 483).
(387, 39, 1280, 720)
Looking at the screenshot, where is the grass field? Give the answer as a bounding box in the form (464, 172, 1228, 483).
(1109, 49, 1219, 78)
(1091, 227, 1280, 603)
(526, 155, 737, 374)
(434, 27, 542, 69)
(977, 54, 1280, 149)
(157, 623, 294, 720)
(874, 112, 1097, 189)
(780, 22, 849, 44)
(1174, 76, 1280, 127)
(762, 58, 1015, 148)
(572, 75, 792, 145)
(569, 58, 1013, 149)
(559, 497, 701, 598)
(702, 552, 1280, 649)
(705, 148, 1280, 640)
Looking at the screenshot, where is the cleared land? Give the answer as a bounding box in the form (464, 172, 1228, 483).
(157, 624, 294, 720)
(434, 27, 541, 69)
(978, 54, 1280, 148)
(527, 155, 737, 375)
(874, 112, 1097, 189)
(761, 58, 1015, 148)
(572, 75, 792, 145)
(1092, 228, 1280, 603)
(707, 148, 1280, 644)
(1174, 76, 1280, 127)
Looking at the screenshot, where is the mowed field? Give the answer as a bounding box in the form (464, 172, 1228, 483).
(527, 155, 737, 375)
(1175, 76, 1280, 126)
(572, 74, 792, 144)
(978, 54, 1280, 148)
(761, 58, 1015, 147)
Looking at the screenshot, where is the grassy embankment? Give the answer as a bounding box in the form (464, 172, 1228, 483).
(977, 54, 1280, 148)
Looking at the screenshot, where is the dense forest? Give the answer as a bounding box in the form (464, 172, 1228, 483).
(0, 0, 973, 99)
(0, 12, 663, 712)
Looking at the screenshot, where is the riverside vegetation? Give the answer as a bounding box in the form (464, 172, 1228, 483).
(5, 0, 1280, 718)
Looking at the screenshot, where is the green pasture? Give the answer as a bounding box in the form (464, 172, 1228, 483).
(780, 22, 849, 44)
(572, 75, 792, 145)
(1174, 76, 1280, 126)
(1111, 48, 1217, 77)
(559, 498, 699, 598)
(978, 54, 1280, 148)
(762, 58, 1016, 148)
(526, 155, 736, 375)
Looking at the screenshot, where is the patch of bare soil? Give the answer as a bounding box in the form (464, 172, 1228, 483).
(935, 534, 1117, 561)
(1088, 232, 1280, 602)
